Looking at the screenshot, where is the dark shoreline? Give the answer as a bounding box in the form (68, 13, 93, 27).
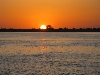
(0, 28, 100, 32)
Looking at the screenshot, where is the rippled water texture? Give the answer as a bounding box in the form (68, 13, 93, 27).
(0, 32, 100, 75)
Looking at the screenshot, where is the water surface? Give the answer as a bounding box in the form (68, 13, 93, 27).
(0, 32, 100, 75)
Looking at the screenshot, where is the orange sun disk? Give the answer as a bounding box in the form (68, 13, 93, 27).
(40, 25, 46, 29)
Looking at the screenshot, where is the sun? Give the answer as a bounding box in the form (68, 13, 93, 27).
(40, 25, 46, 29)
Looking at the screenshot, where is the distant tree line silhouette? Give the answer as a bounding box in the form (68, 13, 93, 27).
(0, 25, 100, 32)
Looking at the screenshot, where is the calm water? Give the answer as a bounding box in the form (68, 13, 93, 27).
(0, 32, 100, 75)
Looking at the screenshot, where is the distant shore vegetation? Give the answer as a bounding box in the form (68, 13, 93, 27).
(0, 25, 100, 32)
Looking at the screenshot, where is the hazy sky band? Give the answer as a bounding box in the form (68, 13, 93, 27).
(0, 0, 100, 28)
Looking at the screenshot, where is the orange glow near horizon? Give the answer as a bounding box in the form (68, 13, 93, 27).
(0, 0, 100, 29)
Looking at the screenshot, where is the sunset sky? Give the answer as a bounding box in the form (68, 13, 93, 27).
(0, 0, 100, 29)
